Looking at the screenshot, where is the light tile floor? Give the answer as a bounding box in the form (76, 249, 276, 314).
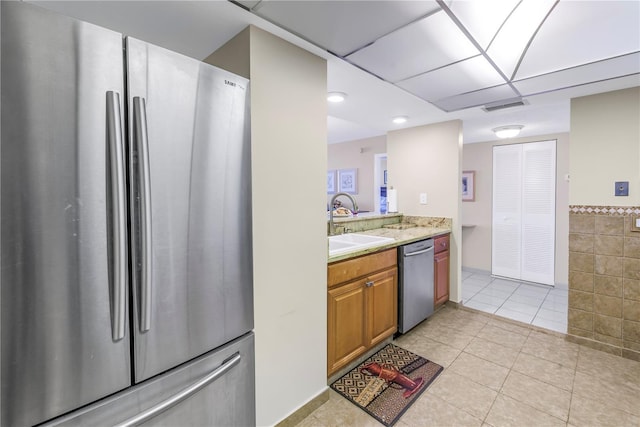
(296, 306, 640, 427)
(461, 269, 568, 333)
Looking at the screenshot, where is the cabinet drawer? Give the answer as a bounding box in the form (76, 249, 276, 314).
(328, 248, 397, 288)
(434, 234, 450, 254)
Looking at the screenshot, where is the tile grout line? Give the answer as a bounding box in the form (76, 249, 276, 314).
(498, 330, 573, 424)
(529, 288, 550, 329)
(500, 333, 524, 413)
(475, 276, 518, 314)
(566, 344, 583, 426)
(481, 324, 530, 425)
(463, 277, 569, 334)
(412, 314, 485, 425)
(493, 280, 524, 318)
(455, 320, 502, 425)
(461, 275, 494, 309)
(533, 289, 569, 333)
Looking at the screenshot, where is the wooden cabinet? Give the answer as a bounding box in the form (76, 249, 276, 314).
(434, 234, 450, 307)
(327, 248, 397, 377)
(367, 268, 398, 347)
(327, 280, 367, 375)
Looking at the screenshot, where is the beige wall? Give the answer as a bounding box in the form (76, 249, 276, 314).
(570, 87, 640, 206)
(461, 133, 570, 286)
(327, 135, 386, 212)
(567, 86, 640, 358)
(207, 26, 328, 426)
(387, 120, 463, 303)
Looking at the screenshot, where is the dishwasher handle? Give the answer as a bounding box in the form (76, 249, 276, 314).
(403, 246, 434, 257)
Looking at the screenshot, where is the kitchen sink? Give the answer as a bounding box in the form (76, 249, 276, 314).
(328, 233, 395, 256)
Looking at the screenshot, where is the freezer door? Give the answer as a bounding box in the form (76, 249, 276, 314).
(1, 3, 131, 426)
(44, 333, 256, 427)
(126, 38, 253, 382)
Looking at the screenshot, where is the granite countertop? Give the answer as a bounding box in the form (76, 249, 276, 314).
(330, 212, 403, 222)
(327, 225, 451, 263)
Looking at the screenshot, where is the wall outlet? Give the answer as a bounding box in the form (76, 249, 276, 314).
(632, 216, 640, 232)
(615, 181, 629, 196)
(419, 193, 427, 204)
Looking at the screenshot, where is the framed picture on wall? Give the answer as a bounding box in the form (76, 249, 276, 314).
(327, 170, 336, 194)
(462, 170, 475, 201)
(338, 168, 358, 194)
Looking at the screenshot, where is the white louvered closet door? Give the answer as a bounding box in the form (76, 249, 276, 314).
(521, 141, 556, 284)
(492, 144, 523, 280)
(492, 140, 556, 286)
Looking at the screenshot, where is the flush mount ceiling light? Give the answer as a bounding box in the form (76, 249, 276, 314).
(327, 92, 347, 103)
(392, 116, 408, 124)
(493, 125, 523, 139)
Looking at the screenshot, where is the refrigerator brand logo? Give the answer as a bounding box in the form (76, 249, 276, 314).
(225, 80, 246, 90)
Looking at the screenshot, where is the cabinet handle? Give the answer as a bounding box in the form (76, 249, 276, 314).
(365, 281, 374, 287)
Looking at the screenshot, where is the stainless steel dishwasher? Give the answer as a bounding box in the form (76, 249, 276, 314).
(398, 239, 435, 333)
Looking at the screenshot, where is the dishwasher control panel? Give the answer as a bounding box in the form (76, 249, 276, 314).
(400, 239, 434, 255)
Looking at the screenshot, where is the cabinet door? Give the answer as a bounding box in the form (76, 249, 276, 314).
(434, 251, 450, 306)
(328, 280, 367, 376)
(367, 268, 398, 347)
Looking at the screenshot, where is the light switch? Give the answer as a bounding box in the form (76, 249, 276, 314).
(419, 193, 427, 204)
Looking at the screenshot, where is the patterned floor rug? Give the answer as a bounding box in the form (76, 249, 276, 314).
(330, 343, 443, 427)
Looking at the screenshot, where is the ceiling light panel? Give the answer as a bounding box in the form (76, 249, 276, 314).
(493, 125, 523, 138)
(396, 55, 506, 103)
(433, 84, 519, 112)
(513, 52, 640, 97)
(251, 0, 440, 57)
(514, 1, 640, 80)
(327, 92, 348, 103)
(447, 0, 520, 50)
(346, 10, 479, 83)
(487, 0, 556, 79)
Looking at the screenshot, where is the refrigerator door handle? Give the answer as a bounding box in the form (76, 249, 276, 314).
(106, 91, 127, 342)
(133, 97, 153, 333)
(114, 352, 242, 427)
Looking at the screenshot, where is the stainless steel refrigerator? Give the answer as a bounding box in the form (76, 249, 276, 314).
(1, 2, 255, 426)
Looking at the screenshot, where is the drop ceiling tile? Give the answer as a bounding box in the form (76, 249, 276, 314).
(252, 0, 440, 57)
(514, 52, 640, 96)
(433, 84, 519, 112)
(396, 55, 506, 103)
(514, 1, 640, 80)
(346, 9, 479, 82)
(487, 0, 556, 79)
(447, 0, 519, 49)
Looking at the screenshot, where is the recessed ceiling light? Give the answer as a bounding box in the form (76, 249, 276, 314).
(327, 92, 347, 103)
(392, 116, 408, 124)
(492, 125, 523, 139)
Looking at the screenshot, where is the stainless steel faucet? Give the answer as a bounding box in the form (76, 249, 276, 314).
(329, 192, 358, 235)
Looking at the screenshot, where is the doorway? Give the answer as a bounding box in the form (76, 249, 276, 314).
(373, 153, 387, 214)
